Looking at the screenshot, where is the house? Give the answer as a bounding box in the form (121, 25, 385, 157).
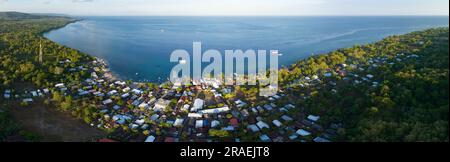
(191, 99, 205, 112)
(131, 99, 141, 106)
(166, 120, 175, 126)
(115, 81, 126, 86)
(131, 89, 143, 94)
(263, 104, 273, 111)
(145, 135, 156, 142)
(113, 105, 121, 110)
(272, 120, 282, 127)
(296, 129, 311, 136)
(313, 137, 331, 142)
(256, 121, 270, 130)
(188, 113, 202, 118)
(251, 108, 258, 114)
(256, 106, 264, 113)
(130, 124, 139, 129)
(150, 114, 160, 121)
(285, 104, 295, 109)
(289, 134, 299, 140)
(174, 118, 185, 127)
(312, 75, 319, 80)
(372, 82, 379, 87)
(31, 91, 38, 97)
(23, 98, 33, 102)
(113, 115, 131, 125)
(268, 97, 275, 102)
(122, 87, 131, 92)
(107, 90, 118, 96)
(272, 95, 281, 100)
(181, 104, 190, 111)
(153, 99, 171, 112)
(94, 92, 105, 97)
(324, 72, 333, 77)
(259, 134, 271, 142)
(235, 100, 247, 108)
(281, 115, 293, 122)
(222, 126, 234, 131)
(199, 106, 230, 114)
(211, 120, 220, 128)
(195, 120, 204, 128)
(248, 124, 260, 132)
(4, 90, 11, 99)
(139, 102, 149, 109)
(135, 119, 145, 125)
(221, 88, 231, 94)
(307, 115, 320, 122)
(366, 74, 374, 79)
(230, 118, 239, 128)
(55, 83, 65, 88)
(121, 93, 130, 98)
(240, 109, 249, 117)
(270, 103, 277, 108)
(100, 109, 109, 114)
(103, 99, 113, 105)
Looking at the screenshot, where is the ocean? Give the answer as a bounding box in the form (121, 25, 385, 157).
(44, 16, 449, 82)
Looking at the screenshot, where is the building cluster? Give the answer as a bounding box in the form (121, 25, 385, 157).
(1, 52, 421, 142)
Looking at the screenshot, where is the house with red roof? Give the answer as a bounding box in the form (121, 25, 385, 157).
(230, 118, 239, 128)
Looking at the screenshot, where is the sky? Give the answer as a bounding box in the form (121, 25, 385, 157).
(0, 0, 448, 16)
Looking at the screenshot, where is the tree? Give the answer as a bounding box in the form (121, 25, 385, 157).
(208, 129, 231, 138)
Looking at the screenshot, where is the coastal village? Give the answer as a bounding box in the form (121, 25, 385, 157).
(1, 49, 423, 142)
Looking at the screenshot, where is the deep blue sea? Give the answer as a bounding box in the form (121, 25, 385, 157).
(44, 16, 449, 82)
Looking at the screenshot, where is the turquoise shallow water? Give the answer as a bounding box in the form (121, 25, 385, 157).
(44, 16, 449, 82)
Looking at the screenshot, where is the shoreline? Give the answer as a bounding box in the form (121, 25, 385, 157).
(3, 14, 448, 142)
(42, 18, 128, 83)
(40, 18, 79, 35)
(42, 17, 449, 85)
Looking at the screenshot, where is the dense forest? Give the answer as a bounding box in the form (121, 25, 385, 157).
(0, 12, 94, 141)
(0, 12, 448, 142)
(0, 12, 55, 21)
(277, 28, 449, 142)
(0, 12, 92, 88)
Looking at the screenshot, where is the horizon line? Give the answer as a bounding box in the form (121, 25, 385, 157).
(1, 11, 449, 17)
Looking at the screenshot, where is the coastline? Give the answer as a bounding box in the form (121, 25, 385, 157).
(42, 17, 449, 86)
(41, 18, 126, 83)
(39, 18, 79, 35)
(3, 13, 449, 142)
